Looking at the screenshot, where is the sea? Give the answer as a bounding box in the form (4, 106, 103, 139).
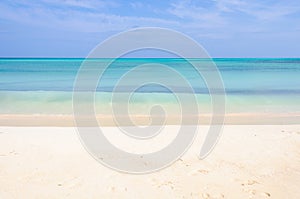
(0, 58, 299, 119)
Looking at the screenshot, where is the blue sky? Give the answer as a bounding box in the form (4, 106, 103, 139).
(1, 0, 300, 57)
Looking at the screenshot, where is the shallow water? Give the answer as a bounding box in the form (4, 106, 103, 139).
(0, 58, 299, 115)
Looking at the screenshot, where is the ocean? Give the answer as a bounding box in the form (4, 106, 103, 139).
(0, 58, 299, 121)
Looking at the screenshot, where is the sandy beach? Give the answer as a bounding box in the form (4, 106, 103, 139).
(1, 0, 300, 198)
(0, 125, 299, 198)
(0, 113, 299, 126)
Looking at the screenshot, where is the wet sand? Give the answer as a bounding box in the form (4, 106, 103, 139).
(0, 113, 299, 126)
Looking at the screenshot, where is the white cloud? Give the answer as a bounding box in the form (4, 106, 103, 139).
(166, 0, 300, 38)
(215, 0, 300, 20)
(169, 0, 300, 21)
(0, 1, 179, 33)
(130, 2, 144, 9)
(1, 0, 300, 39)
(168, 0, 225, 25)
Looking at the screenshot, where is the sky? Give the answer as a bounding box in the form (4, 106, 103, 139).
(0, 0, 300, 58)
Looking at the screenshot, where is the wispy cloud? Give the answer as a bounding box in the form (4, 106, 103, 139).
(130, 2, 145, 10)
(6, 0, 119, 10)
(0, 1, 178, 33)
(167, 0, 300, 38)
(1, 0, 300, 57)
(2, 0, 299, 35)
(215, 0, 300, 20)
(169, 0, 300, 22)
(168, 0, 226, 27)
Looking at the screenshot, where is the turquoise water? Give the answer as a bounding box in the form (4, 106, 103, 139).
(1, 58, 300, 93)
(0, 58, 300, 114)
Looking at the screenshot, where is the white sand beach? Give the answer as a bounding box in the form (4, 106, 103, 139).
(0, 125, 299, 198)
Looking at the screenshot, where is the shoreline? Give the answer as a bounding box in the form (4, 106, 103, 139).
(0, 113, 299, 126)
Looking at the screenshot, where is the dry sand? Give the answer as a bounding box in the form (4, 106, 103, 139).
(0, 125, 299, 198)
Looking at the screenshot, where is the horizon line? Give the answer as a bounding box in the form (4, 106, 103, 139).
(1, 57, 300, 59)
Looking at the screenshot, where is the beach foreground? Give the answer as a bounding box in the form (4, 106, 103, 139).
(0, 125, 299, 198)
